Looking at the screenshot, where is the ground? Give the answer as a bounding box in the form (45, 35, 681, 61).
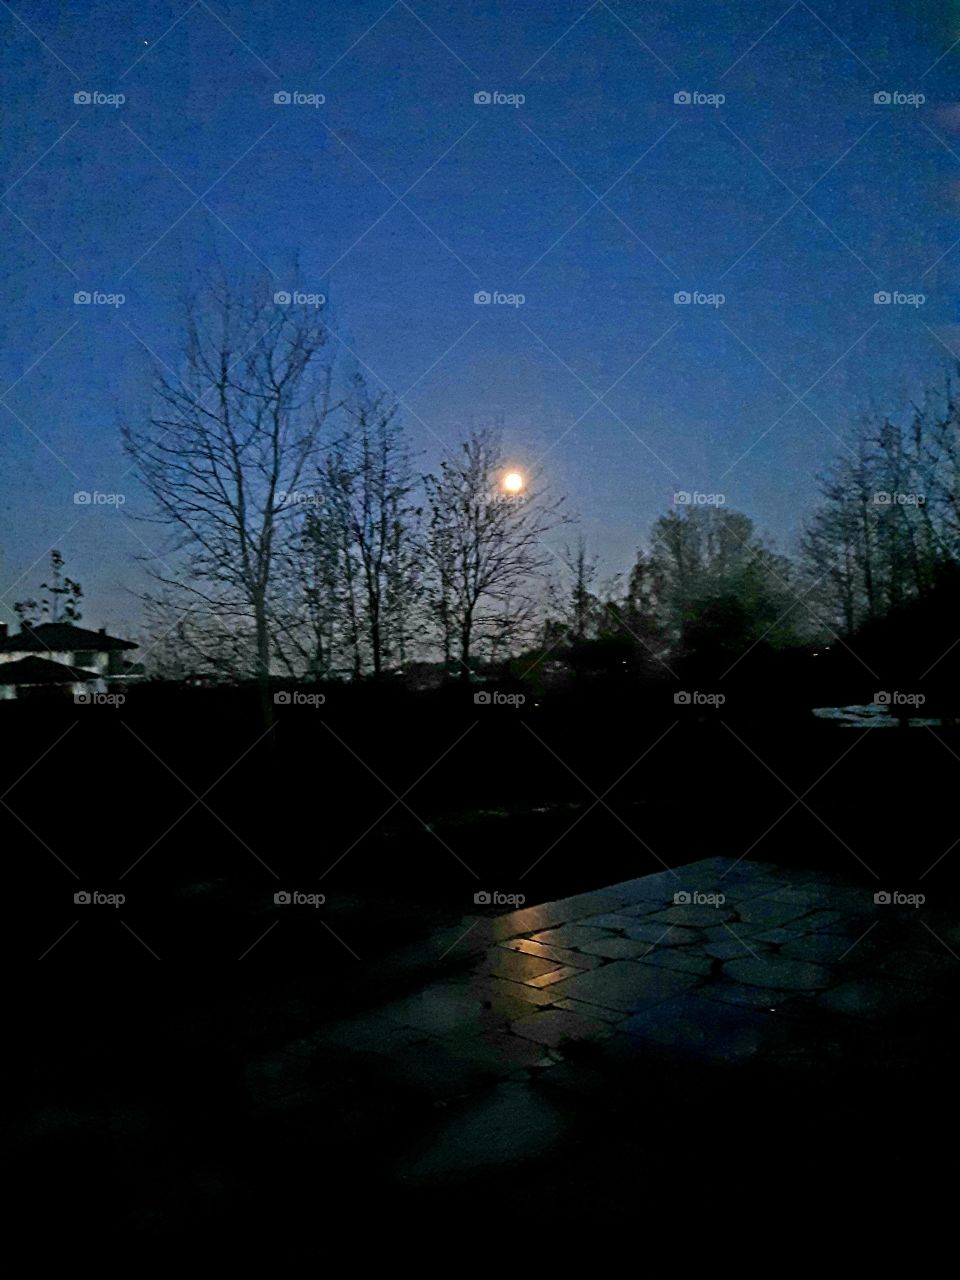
(16, 706, 959, 1249)
(243, 857, 956, 1180)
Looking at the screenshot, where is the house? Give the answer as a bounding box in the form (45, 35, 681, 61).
(0, 622, 139, 700)
(0, 655, 102, 702)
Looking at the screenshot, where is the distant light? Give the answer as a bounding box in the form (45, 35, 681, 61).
(503, 471, 524, 493)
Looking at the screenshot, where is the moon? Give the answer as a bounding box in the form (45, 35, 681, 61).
(503, 471, 524, 493)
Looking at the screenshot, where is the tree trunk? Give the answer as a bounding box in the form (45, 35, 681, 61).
(254, 599, 273, 731)
(459, 617, 472, 681)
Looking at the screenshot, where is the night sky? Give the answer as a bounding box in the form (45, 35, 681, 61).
(2, 0, 958, 630)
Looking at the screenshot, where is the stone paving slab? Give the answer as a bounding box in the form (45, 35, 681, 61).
(702, 938, 773, 960)
(576, 936, 660, 960)
(511, 1008, 614, 1048)
(722, 955, 835, 991)
(544, 960, 703, 1012)
(619, 995, 782, 1063)
(258, 858, 957, 1175)
(622, 922, 701, 945)
(553, 998, 628, 1023)
(474, 949, 563, 983)
(530, 924, 617, 950)
(690, 981, 804, 1011)
(637, 949, 714, 976)
(497, 938, 605, 969)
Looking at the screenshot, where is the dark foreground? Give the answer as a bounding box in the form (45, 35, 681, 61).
(14, 685, 959, 1250)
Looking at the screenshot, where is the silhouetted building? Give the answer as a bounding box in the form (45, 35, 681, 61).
(0, 623, 140, 700)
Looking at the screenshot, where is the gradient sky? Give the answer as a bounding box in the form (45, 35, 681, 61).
(2, 0, 959, 632)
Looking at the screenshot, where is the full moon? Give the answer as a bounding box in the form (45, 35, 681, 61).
(503, 471, 524, 493)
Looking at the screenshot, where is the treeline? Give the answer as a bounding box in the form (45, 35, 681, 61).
(124, 276, 567, 689)
(546, 379, 960, 679)
(124, 276, 960, 689)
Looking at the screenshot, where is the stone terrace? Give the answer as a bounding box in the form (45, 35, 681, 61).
(247, 857, 958, 1180)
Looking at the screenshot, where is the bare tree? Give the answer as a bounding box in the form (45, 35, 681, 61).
(319, 375, 421, 677)
(423, 429, 570, 679)
(803, 378, 960, 634)
(122, 275, 335, 717)
(271, 499, 342, 680)
(14, 549, 84, 628)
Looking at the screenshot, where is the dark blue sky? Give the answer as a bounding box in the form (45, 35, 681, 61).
(2, 0, 958, 630)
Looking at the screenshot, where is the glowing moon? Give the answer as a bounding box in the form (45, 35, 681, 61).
(503, 471, 524, 493)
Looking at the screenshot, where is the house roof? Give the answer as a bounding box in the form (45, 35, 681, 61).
(0, 622, 137, 654)
(0, 655, 100, 685)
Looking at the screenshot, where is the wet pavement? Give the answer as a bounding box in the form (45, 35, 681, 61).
(245, 856, 958, 1184)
